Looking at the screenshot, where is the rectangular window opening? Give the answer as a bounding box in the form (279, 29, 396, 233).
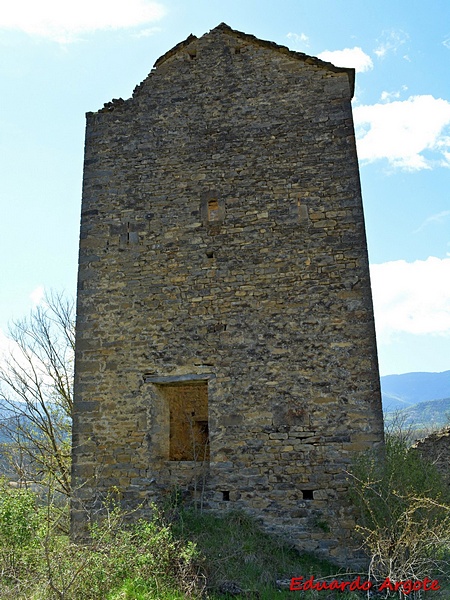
(200, 192, 225, 228)
(207, 199, 220, 222)
(161, 382, 209, 462)
(222, 490, 230, 501)
(302, 489, 314, 500)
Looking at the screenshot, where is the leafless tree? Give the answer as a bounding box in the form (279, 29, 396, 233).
(0, 292, 74, 497)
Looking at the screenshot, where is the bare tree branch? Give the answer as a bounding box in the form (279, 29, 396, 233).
(0, 292, 74, 496)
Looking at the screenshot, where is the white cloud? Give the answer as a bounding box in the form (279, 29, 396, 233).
(374, 29, 408, 59)
(380, 90, 400, 102)
(0, 0, 167, 43)
(286, 32, 309, 49)
(443, 150, 450, 167)
(370, 257, 450, 342)
(354, 95, 450, 170)
(380, 86, 409, 103)
(30, 285, 45, 307)
(317, 47, 373, 73)
(132, 26, 162, 39)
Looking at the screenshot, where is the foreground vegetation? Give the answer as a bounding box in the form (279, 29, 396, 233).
(0, 297, 449, 598)
(349, 432, 450, 597)
(0, 482, 201, 600)
(0, 480, 354, 600)
(0, 466, 449, 599)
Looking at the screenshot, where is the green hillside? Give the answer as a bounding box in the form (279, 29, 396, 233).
(384, 397, 450, 433)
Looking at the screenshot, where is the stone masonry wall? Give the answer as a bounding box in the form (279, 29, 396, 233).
(413, 427, 450, 487)
(72, 24, 384, 564)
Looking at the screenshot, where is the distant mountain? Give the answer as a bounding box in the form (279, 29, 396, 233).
(381, 370, 450, 412)
(384, 397, 450, 432)
(0, 408, 24, 443)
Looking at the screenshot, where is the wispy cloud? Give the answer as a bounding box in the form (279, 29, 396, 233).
(374, 29, 409, 59)
(443, 37, 450, 50)
(132, 26, 162, 39)
(317, 47, 373, 73)
(370, 257, 450, 341)
(286, 32, 309, 49)
(380, 86, 408, 103)
(413, 211, 450, 234)
(30, 285, 45, 307)
(380, 90, 401, 102)
(0, 0, 167, 43)
(354, 95, 450, 170)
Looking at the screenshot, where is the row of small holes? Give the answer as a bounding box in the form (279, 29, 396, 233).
(220, 490, 314, 501)
(188, 47, 242, 60)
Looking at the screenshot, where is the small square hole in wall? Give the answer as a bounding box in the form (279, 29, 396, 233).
(222, 491, 230, 501)
(302, 489, 314, 500)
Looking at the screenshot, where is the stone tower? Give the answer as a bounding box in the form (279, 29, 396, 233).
(72, 24, 384, 562)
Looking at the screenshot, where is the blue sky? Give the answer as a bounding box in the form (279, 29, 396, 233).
(1, 0, 449, 376)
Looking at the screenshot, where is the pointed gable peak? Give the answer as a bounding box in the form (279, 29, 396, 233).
(153, 24, 355, 97)
(211, 22, 233, 32)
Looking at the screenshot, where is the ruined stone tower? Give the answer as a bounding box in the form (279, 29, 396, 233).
(72, 24, 384, 562)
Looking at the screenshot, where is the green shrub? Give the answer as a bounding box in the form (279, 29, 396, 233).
(0, 486, 204, 600)
(0, 480, 39, 548)
(0, 479, 41, 592)
(349, 433, 450, 587)
(40, 505, 204, 600)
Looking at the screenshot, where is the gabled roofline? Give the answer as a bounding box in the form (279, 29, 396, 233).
(154, 23, 355, 98)
(154, 33, 198, 69)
